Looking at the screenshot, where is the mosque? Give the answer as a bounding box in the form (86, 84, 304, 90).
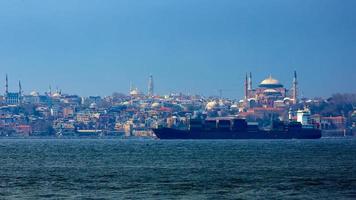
(3, 75, 23, 105)
(243, 71, 298, 108)
(129, 75, 155, 98)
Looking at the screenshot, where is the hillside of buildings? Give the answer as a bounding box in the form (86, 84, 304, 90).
(0, 74, 355, 138)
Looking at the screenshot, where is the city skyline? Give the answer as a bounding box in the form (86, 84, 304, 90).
(1, 0, 355, 98)
(0, 71, 332, 99)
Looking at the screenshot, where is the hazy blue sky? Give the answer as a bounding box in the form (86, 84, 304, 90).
(0, 0, 355, 98)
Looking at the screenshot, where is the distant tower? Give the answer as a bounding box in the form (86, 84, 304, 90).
(244, 73, 248, 101)
(19, 81, 22, 96)
(292, 70, 298, 104)
(5, 74, 8, 96)
(248, 72, 252, 91)
(18, 80, 23, 104)
(148, 74, 154, 97)
(49, 85, 52, 96)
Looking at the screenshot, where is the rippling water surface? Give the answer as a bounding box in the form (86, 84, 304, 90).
(0, 138, 355, 199)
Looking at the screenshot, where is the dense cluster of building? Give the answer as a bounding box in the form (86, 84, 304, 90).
(0, 72, 355, 138)
(239, 71, 356, 136)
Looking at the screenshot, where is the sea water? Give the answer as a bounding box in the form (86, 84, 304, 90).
(0, 138, 355, 199)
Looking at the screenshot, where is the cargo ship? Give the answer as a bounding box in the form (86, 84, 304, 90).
(153, 118, 321, 139)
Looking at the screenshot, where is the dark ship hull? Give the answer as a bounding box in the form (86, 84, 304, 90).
(153, 128, 321, 139)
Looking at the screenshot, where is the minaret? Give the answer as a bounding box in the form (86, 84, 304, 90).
(292, 70, 298, 104)
(19, 81, 22, 96)
(5, 74, 8, 96)
(18, 80, 22, 104)
(248, 72, 252, 91)
(244, 73, 248, 102)
(148, 74, 154, 97)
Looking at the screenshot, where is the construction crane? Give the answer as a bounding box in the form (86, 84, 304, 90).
(216, 88, 236, 99)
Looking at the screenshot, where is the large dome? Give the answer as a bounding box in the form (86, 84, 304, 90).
(259, 75, 283, 88)
(130, 88, 141, 96)
(30, 91, 39, 96)
(151, 102, 161, 108)
(206, 101, 217, 110)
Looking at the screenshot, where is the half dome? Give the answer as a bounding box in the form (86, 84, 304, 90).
(263, 89, 279, 93)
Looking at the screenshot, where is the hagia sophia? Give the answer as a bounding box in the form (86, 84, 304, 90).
(243, 71, 298, 108)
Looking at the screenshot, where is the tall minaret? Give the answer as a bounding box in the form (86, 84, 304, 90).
(244, 73, 248, 101)
(292, 70, 298, 104)
(5, 74, 8, 96)
(248, 72, 252, 91)
(19, 81, 22, 96)
(148, 74, 154, 97)
(18, 80, 22, 104)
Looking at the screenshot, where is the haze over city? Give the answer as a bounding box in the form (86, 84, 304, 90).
(0, 0, 355, 98)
